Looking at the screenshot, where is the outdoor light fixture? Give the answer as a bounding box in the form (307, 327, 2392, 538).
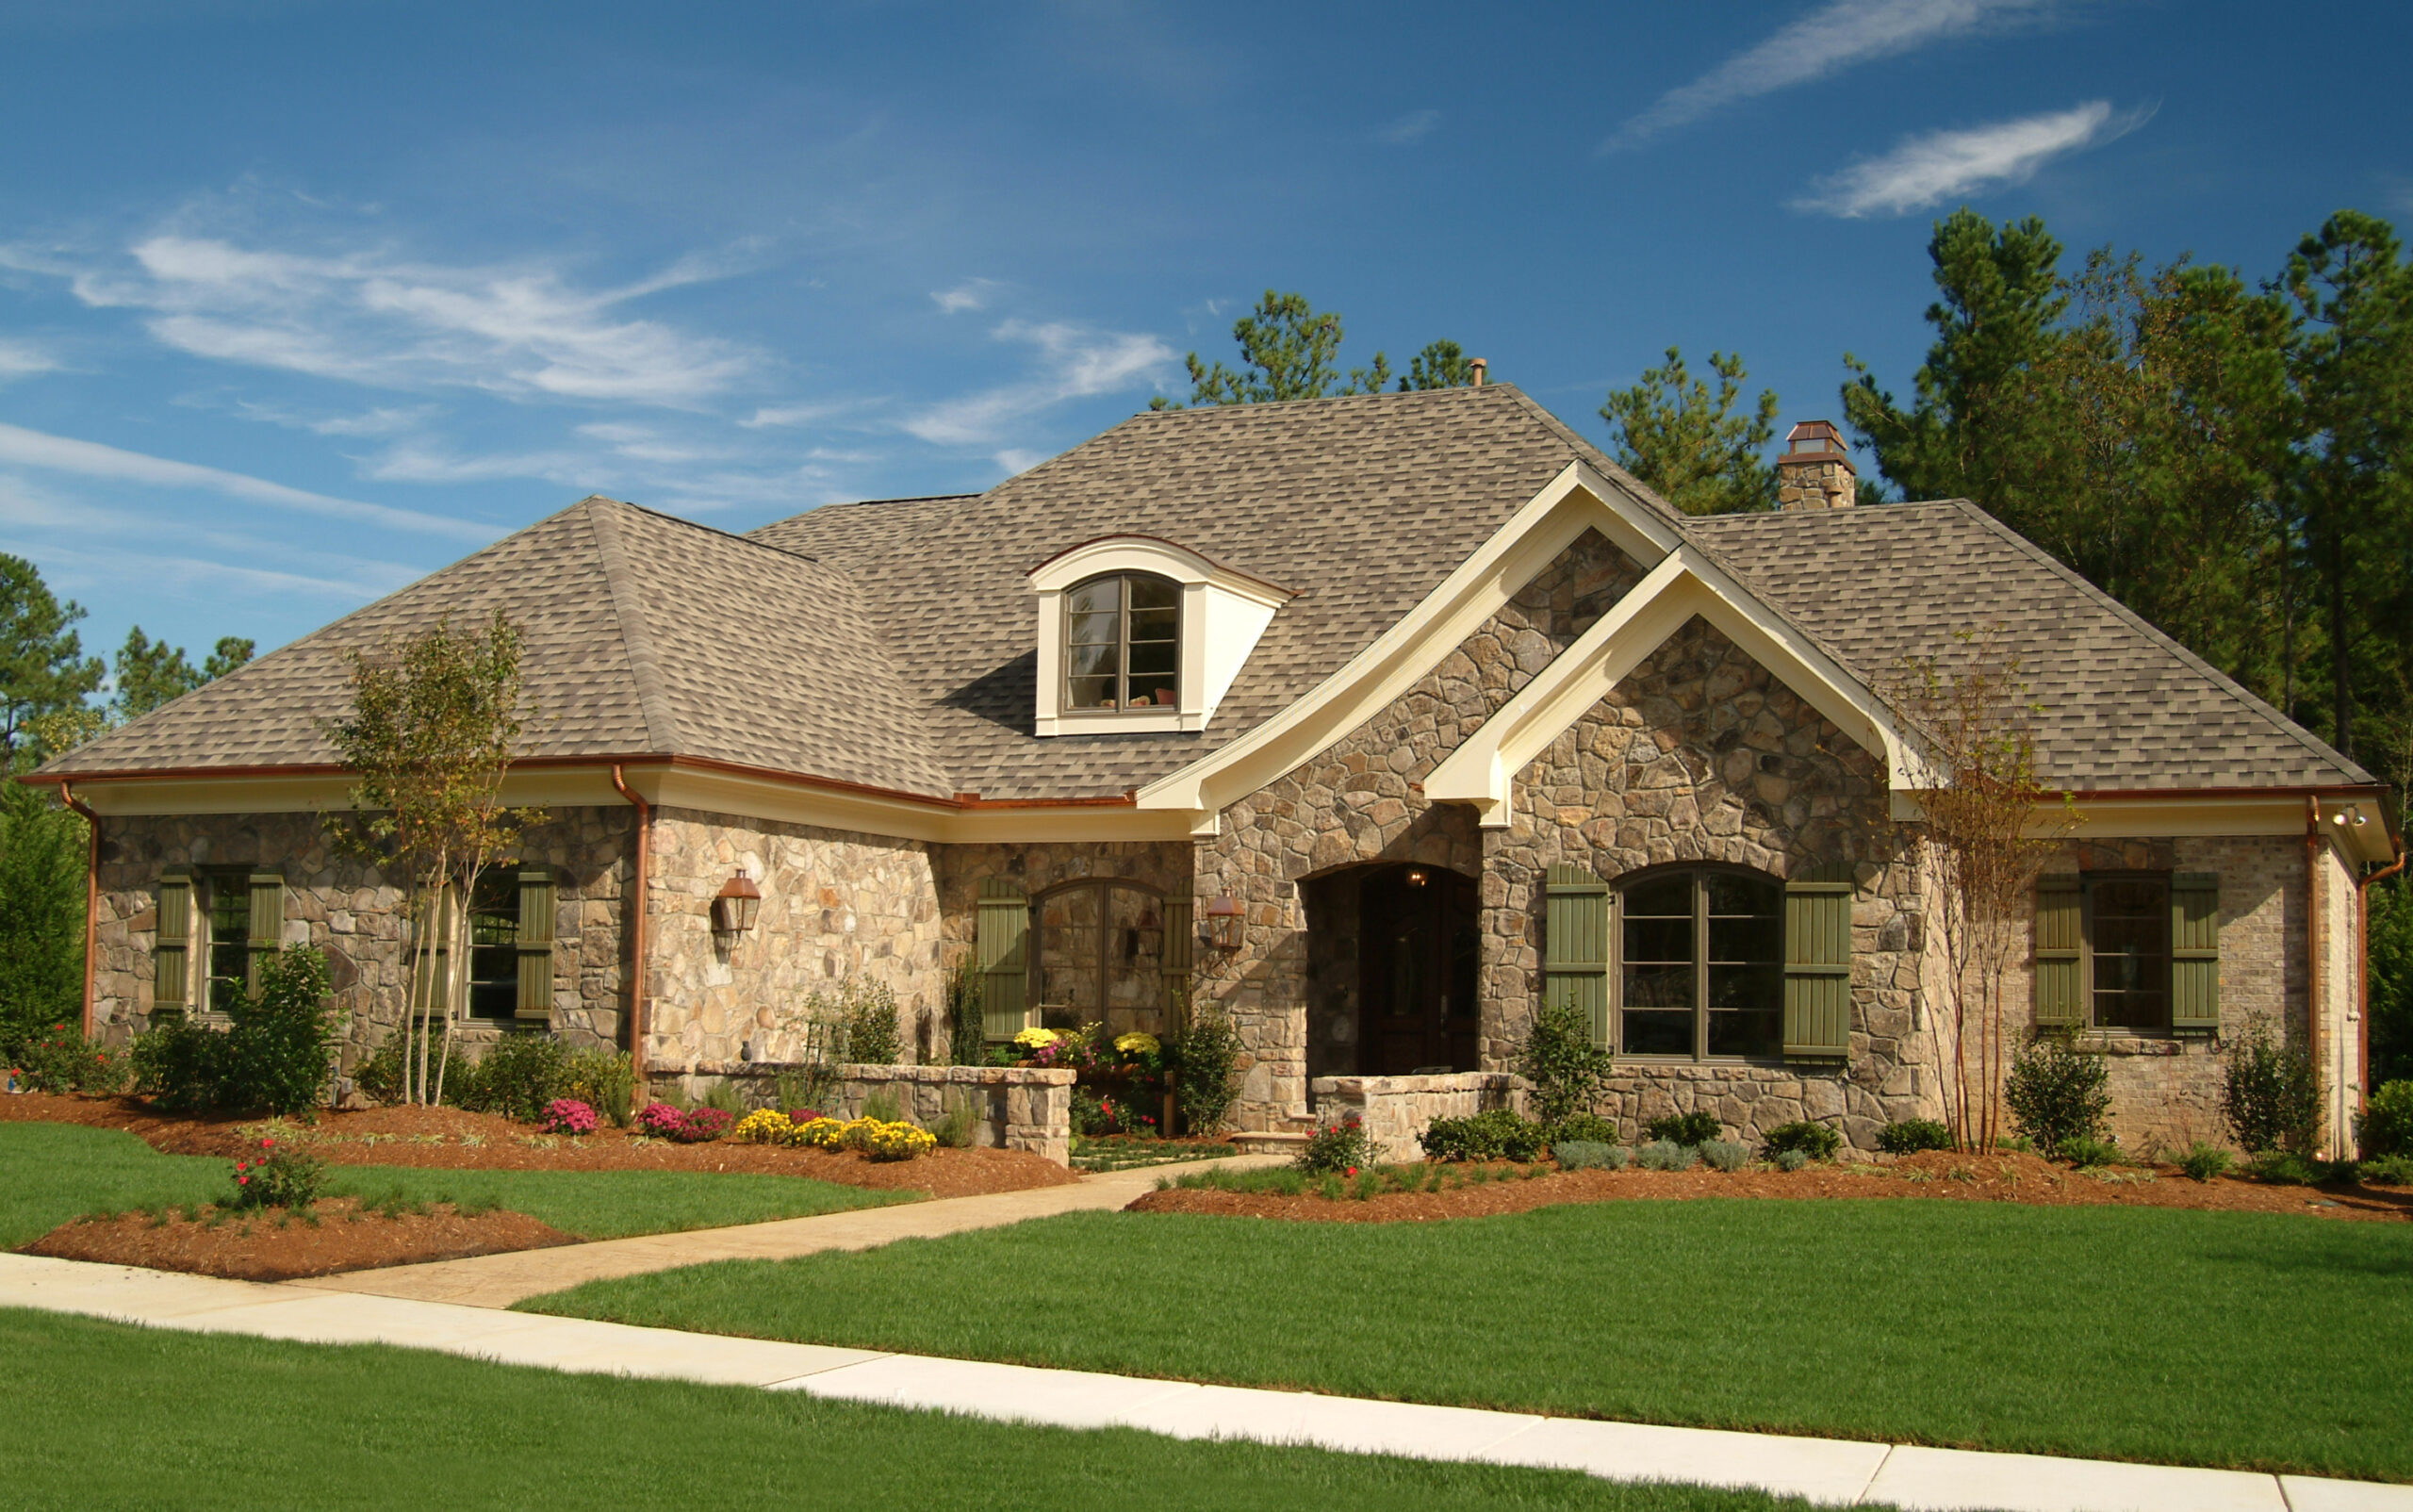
(1405, 867, 1429, 887)
(1205, 895, 1244, 951)
(713, 868, 763, 935)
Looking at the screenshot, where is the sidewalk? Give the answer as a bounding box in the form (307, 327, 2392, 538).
(2, 1251, 2404, 1512)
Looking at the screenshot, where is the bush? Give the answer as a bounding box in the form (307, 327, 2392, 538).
(0, 781, 93, 1064)
(350, 1029, 411, 1107)
(860, 1087, 907, 1125)
(1699, 1139, 1750, 1173)
(1170, 1004, 1241, 1134)
(2357, 1154, 2413, 1186)
(2243, 1150, 2346, 1186)
(634, 1102, 730, 1143)
(455, 1032, 568, 1123)
(931, 1093, 977, 1149)
(2222, 1017, 2320, 1154)
(227, 1134, 324, 1209)
(1635, 1139, 1696, 1172)
(944, 962, 984, 1066)
(2355, 1079, 2413, 1159)
(1420, 1109, 1551, 1163)
(539, 1098, 599, 1136)
(1644, 1110, 1721, 1147)
(2059, 1134, 2124, 1169)
(15, 1020, 123, 1094)
(1518, 996, 1614, 1123)
(130, 948, 336, 1114)
(838, 981, 903, 1065)
(1879, 1118, 1954, 1155)
(1297, 1113, 1378, 1174)
(1545, 1112, 1617, 1146)
(1773, 1148, 1810, 1173)
(2004, 1034, 2110, 1156)
(562, 1049, 635, 1128)
(1762, 1121, 1841, 1162)
(1553, 1140, 1627, 1171)
(132, 1018, 229, 1111)
(2178, 1142, 2233, 1182)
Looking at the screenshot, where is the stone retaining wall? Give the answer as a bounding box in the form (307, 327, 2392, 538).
(1308, 1071, 1530, 1159)
(832, 1064, 1074, 1165)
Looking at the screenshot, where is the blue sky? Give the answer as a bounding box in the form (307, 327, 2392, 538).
(0, 0, 2406, 677)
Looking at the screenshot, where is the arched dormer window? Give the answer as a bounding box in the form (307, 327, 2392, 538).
(1066, 573, 1181, 713)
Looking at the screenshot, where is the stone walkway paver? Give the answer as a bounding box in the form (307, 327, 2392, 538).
(289, 1155, 1284, 1307)
(4, 1250, 2406, 1512)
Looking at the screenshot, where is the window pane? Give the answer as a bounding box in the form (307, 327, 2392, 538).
(1623, 917, 1693, 965)
(205, 878, 248, 1010)
(1707, 912, 1781, 962)
(1068, 611, 1121, 647)
(1708, 962, 1781, 1010)
(1708, 1008, 1782, 1059)
(1102, 886, 1166, 1039)
(1127, 577, 1178, 611)
(1127, 606, 1178, 642)
(1623, 1010, 1693, 1057)
(1125, 673, 1177, 707)
(1068, 580, 1121, 616)
(1127, 640, 1177, 677)
(1705, 872, 1781, 917)
(1622, 963, 1694, 1010)
(1040, 884, 1102, 1027)
(1068, 643, 1120, 679)
(2092, 878, 2170, 1030)
(1624, 876, 1692, 917)
(468, 871, 519, 1019)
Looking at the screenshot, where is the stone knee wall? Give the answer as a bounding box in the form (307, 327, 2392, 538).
(833, 1063, 1074, 1165)
(1308, 1072, 1529, 1159)
(643, 806, 944, 1076)
(91, 807, 632, 1068)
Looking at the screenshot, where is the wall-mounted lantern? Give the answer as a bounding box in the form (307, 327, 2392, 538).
(713, 869, 763, 936)
(1204, 895, 1244, 952)
(1404, 867, 1430, 887)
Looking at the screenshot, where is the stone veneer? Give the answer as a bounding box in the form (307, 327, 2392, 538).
(830, 1063, 1074, 1165)
(1308, 1071, 1529, 1160)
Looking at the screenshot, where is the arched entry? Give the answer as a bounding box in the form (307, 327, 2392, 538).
(1354, 863, 1480, 1075)
(1032, 878, 1170, 1041)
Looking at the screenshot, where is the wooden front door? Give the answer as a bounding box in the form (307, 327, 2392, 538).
(1359, 866, 1480, 1075)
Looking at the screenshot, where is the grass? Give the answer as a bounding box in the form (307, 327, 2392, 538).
(0, 1309, 1847, 1512)
(0, 1121, 909, 1246)
(1164, 1160, 1551, 1198)
(526, 1198, 2413, 1484)
(1068, 1134, 1242, 1172)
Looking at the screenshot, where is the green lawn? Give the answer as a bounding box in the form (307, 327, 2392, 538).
(0, 1309, 1847, 1512)
(526, 1198, 2413, 1484)
(0, 1121, 909, 1247)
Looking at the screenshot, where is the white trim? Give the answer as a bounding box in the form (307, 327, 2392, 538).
(1135, 461, 1683, 817)
(1030, 536, 1295, 737)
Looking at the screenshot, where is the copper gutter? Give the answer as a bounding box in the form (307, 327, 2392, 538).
(57, 781, 99, 1039)
(609, 764, 652, 1088)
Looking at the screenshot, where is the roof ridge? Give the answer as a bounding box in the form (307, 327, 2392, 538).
(602, 496, 840, 567)
(583, 500, 679, 752)
(1945, 500, 2373, 786)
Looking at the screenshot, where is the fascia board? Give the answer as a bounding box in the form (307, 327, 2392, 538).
(61, 768, 632, 817)
(1136, 462, 1680, 816)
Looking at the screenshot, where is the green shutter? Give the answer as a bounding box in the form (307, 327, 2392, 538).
(1545, 864, 1612, 1050)
(416, 890, 451, 1019)
(977, 879, 1030, 1042)
(244, 872, 286, 992)
(154, 871, 193, 1013)
(517, 868, 556, 1023)
(2034, 875, 2083, 1027)
(2170, 872, 2220, 1032)
(1160, 894, 1192, 993)
(1783, 864, 1853, 1060)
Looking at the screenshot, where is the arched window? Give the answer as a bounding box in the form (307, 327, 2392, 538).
(1035, 879, 1168, 1038)
(1064, 573, 1180, 712)
(1619, 867, 1783, 1060)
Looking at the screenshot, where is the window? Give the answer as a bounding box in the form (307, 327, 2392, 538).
(1034, 879, 1168, 1039)
(1618, 868, 1783, 1060)
(1064, 573, 1179, 712)
(201, 872, 251, 1013)
(466, 870, 521, 1019)
(2036, 872, 2222, 1034)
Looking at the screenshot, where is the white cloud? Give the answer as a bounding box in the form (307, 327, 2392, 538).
(899, 320, 1173, 447)
(740, 398, 883, 429)
(1378, 109, 1440, 146)
(994, 449, 1045, 476)
(0, 338, 58, 381)
(932, 278, 1000, 314)
(1604, 0, 2050, 150)
(227, 399, 434, 436)
(358, 441, 594, 486)
(0, 420, 494, 540)
(1793, 100, 2153, 217)
(26, 232, 759, 408)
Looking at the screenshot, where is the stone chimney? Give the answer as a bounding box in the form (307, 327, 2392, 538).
(1777, 419, 1857, 510)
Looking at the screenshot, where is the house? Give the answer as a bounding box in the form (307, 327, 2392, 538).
(30, 386, 2402, 1157)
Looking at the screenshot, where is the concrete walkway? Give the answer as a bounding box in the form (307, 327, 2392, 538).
(3, 1251, 2405, 1512)
(294, 1155, 1285, 1307)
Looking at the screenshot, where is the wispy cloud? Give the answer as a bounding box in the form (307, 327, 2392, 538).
(0, 338, 57, 381)
(0, 420, 493, 540)
(8, 232, 761, 407)
(1793, 100, 2153, 217)
(225, 398, 435, 436)
(932, 278, 1000, 315)
(899, 320, 1172, 446)
(357, 441, 593, 486)
(1377, 109, 1440, 146)
(740, 397, 883, 430)
(1604, 0, 2051, 151)
(994, 448, 1045, 475)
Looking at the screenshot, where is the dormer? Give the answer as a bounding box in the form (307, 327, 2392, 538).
(1029, 534, 1294, 736)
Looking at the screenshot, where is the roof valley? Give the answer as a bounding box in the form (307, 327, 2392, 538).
(583, 500, 679, 752)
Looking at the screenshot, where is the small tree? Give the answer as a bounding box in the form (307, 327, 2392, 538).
(1518, 996, 1614, 1124)
(1888, 628, 2067, 1152)
(321, 613, 542, 1106)
(1600, 346, 1780, 515)
(2222, 1014, 2321, 1154)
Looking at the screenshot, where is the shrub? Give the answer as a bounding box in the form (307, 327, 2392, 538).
(931, 1093, 977, 1149)
(1699, 1139, 1750, 1173)
(2059, 1134, 2124, 1169)
(1879, 1118, 1954, 1155)
(634, 1101, 686, 1139)
(838, 981, 903, 1065)
(1546, 1112, 1617, 1146)
(1518, 996, 1614, 1123)
(944, 961, 984, 1066)
(130, 948, 336, 1114)
(1762, 1121, 1841, 1162)
(2178, 1142, 2233, 1182)
(1553, 1140, 1627, 1171)
(1169, 1004, 1241, 1134)
(1635, 1139, 1696, 1172)
(860, 1087, 908, 1125)
(563, 1049, 635, 1128)
(227, 1135, 324, 1209)
(1773, 1148, 1810, 1173)
(634, 1101, 729, 1142)
(2243, 1150, 2345, 1186)
(2355, 1079, 2413, 1159)
(2004, 1034, 2110, 1156)
(350, 1029, 411, 1107)
(455, 1031, 569, 1123)
(16, 1020, 124, 1094)
(133, 1018, 229, 1110)
(2222, 1017, 2320, 1154)
(1644, 1110, 1721, 1147)
(1420, 1109, 1551, 1163)
(860, 1120, 936, 1161)
(730, 1109, 794, 1144)
(539, 1098, 599, 1136)
(2358, 1154, 2413, 1186)
(1297, 1113, 1378, 1175)
(793, 1116, 847, 1149)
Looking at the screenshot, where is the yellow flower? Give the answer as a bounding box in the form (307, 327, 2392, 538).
(1113, 1032, 1160, 1056)
(730, 1109, 795, 1144)
(1012, 1027, 1059, 1048)
(793, 1117, 849, 1149)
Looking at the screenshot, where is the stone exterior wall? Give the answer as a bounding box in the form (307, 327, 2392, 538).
(1198, 529, 1648, 1129)
(90, 807, 633, 1069)
(830, 1063, 1074, 1165)
(642, 806, 945, 1076)
(1485, 614, 1934, 1154)
(1308, 1071, 1528, 1159)
(934, 841, 1195, 958)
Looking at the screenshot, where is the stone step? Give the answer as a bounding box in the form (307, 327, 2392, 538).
(1227, 1130, 1312, 1154)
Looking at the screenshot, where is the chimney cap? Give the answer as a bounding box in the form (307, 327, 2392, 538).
(1781, 419, 1847, 454)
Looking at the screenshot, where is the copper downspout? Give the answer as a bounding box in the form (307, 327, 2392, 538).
(2307, 799, 2332, 1156)
(609, 764, 651, 1088)
(57, 781, 99, 1040)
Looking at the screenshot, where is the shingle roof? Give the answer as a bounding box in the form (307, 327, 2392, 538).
(1692, 500, 2373, 791)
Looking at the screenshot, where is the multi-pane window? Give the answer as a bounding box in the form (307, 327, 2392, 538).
(1618, 869, 1784, 1060)
(1065, 574, 1179, 711)
(202, 872, 251, 1012)
(466, 870, 521, 1019)
(1034, 879, 1166, 1040)
(2088, 876, 2171, 1030)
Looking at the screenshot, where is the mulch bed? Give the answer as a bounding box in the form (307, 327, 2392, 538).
(0, 1093, 1078, 1201)
(23, 1197, 576, 1282)
(1124, 1150, 2413, 1224)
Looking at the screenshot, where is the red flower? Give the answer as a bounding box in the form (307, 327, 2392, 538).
(237, 1175, 250, 1185)
(261, 1138, 275, 1149)
(1346, 1167, 1359, 1176)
